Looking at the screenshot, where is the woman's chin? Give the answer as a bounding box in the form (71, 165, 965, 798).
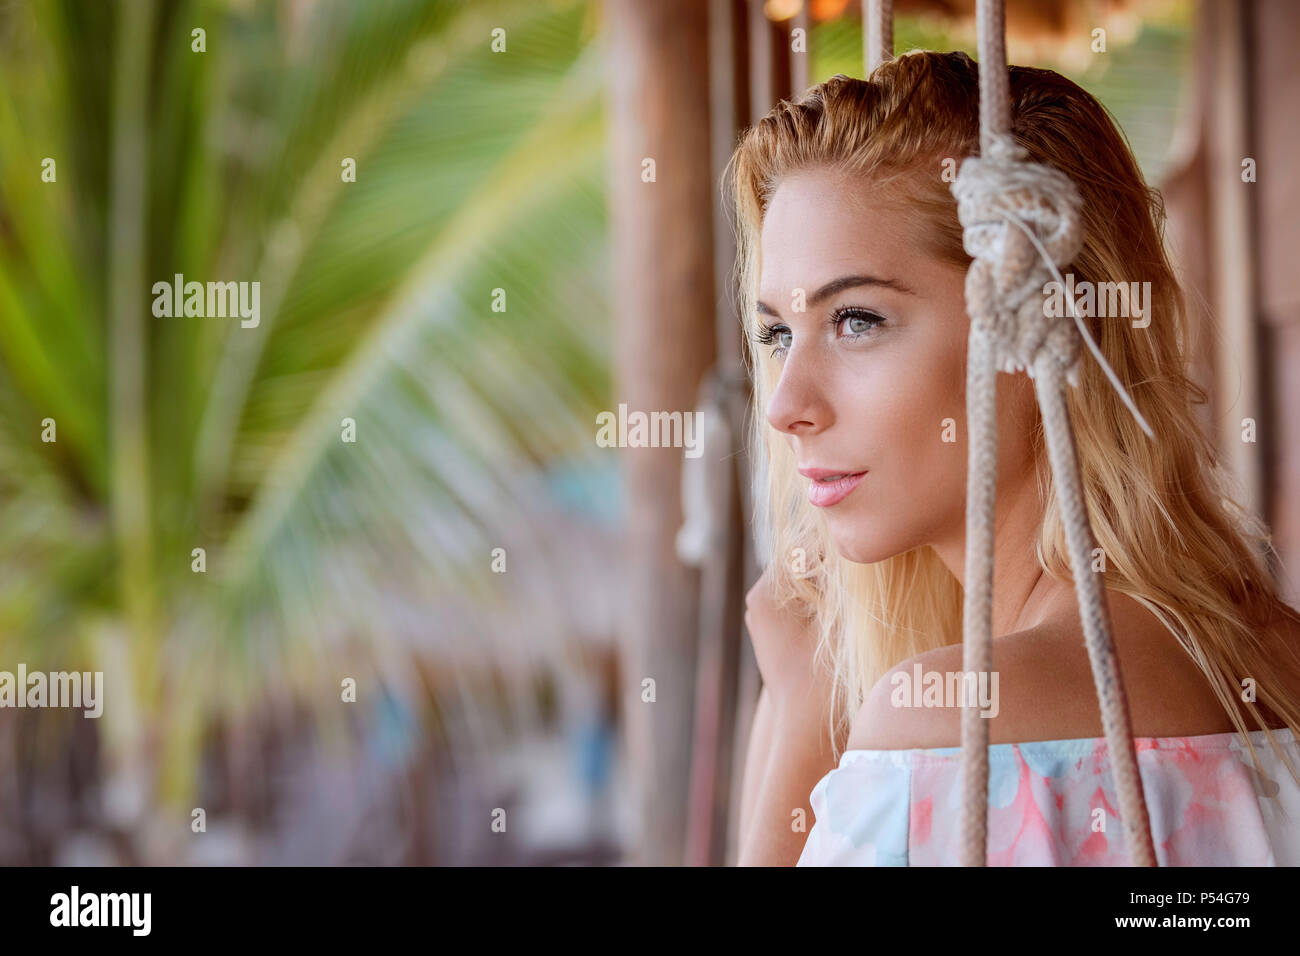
(827, 525, 897, 566)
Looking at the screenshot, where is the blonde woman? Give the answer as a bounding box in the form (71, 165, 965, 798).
(730, 51, 1300, 866)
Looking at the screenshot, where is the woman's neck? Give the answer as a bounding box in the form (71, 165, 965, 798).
(930, 475, 1069, 636)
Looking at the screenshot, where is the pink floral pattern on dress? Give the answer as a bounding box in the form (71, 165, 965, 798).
(797, 728, 1300, 866)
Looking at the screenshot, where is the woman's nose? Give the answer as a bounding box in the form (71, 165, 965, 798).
(765, 350, 829, 437)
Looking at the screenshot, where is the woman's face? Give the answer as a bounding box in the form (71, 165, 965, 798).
(757, 166, 1038, 564)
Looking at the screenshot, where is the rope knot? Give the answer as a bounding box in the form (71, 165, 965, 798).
(951, 133, 1085, 383)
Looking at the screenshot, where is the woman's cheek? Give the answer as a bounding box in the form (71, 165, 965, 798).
(862, 362, 939, 444)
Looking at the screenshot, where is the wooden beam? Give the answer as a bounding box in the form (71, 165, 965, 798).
(1204, 0, 1263, 522)
(1250, 0, 1300, 602)
(604, 0, 718, 866)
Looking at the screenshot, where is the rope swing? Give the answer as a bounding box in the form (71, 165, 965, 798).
(864, 0, 893, 73)
(866, 0, 1160, 866)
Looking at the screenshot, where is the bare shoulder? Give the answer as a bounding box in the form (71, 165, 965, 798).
(846, 591, 1246, 752)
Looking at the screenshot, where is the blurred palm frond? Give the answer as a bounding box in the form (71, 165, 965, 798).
(0, 0, 614, 808)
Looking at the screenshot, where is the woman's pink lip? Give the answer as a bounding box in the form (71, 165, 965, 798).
(806, 471, 867, 508)
(798, 466, 865, 480)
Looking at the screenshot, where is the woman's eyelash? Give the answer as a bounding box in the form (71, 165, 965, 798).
(831, 307, 886, 334)
(753, 308, 885, 355)
(754, 320, 783, 346)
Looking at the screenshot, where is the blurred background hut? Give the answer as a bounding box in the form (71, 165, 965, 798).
(0, 0, 1295, 866)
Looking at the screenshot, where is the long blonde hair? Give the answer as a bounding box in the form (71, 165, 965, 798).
(726, 51, 1300, 778)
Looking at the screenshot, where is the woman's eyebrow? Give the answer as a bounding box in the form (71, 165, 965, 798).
(756, 273, 916, 317)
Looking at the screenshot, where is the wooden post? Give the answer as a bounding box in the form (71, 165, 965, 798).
(605, 0, 718, 866)
(748, 0, 794, 124)
(679, 0, 756, 868)
(1250, 0, 1300, 603)
(1204, 0, 1262, 521)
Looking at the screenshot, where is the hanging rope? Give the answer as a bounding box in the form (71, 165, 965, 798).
(863, 0, 893, 74)
(950, 0, 1159, 867)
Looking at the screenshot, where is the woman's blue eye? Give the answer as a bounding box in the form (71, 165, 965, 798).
(755, 309, 883, 357)
(755, 321, 792, 356)
(834, 308, 885, 336)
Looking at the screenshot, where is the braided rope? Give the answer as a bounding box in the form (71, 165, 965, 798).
(960, 313, 998, 864)
(1034, 363, 1157, 867)
(952, 0, 1160, 867)
(975, 0, 1010, 150)
(864, 0, 893, 74)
